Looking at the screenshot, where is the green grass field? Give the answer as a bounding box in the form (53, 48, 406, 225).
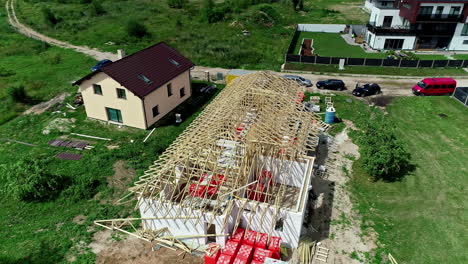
(0, 1, 96, 124)
(14, 0, 368, 71)
(0, 81, 223, 262)
(335, 96, 468, 264)
(452, 54, 468, 60)
(284, 62, 467, 76)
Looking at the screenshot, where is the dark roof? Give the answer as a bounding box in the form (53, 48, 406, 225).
(73, 42, 194, 98)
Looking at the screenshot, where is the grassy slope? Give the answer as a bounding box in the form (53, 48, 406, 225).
(0, 82, 224, 262)
(0, 1, 96, 124)
(15, 0, 368, 71)
(334, 96, 468, 264)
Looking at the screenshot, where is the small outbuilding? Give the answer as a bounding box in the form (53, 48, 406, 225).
(73, 42, 194, 129)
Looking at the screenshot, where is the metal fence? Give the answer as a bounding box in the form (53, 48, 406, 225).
(286, 26, 468, 69)
(452, 87, 468, 106)
(285, 54, 468, 68)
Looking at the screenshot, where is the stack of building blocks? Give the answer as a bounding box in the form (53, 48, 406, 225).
(211, 231, 282, 264)
(253, 248, 274, 263)
(205, 243, 222, 264)
(255, 233, 268, 249)
(231, 228, 245, 243)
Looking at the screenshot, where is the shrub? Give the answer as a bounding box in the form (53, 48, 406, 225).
(0, 66, 15, 77)
(250, 4, 280, 26)
(356, 115, 411, 181)
(126, 19, 149, 38)
(0, 158, 66, 201)
(42, 7, 58, 26)
(91, 0, 106, 16)
(167, 0, 187, 9)
(7, 84, 28, 103)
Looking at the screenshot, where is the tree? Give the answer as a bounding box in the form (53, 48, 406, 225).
(126, 19, 149, 38)
(357, 116, 411, 181)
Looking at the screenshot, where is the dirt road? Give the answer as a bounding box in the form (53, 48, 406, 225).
(5, 0, 118, 61)
(7, 0, 468, 97)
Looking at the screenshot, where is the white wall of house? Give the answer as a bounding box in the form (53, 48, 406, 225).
(448, 23, 468, 50)
(364, 0, 374, 12)
(370, 6, 403, 27)
(78, 72, 147, 129)
(366, 31, 416, 50)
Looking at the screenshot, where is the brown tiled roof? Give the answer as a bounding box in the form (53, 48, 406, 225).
(73, 42, 194, 98)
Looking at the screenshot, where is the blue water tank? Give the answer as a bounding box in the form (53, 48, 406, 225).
(325, 107, 336, 124)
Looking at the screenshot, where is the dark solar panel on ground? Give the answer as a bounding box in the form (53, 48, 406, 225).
(56, 152, 82, 160)
(48, 139, 88, 150)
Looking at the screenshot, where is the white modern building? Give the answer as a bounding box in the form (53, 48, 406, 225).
(364, 0, 468, 50)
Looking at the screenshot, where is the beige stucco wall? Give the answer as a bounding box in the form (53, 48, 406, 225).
(78, 72, 147, 129)
(143, 70, 192, 127)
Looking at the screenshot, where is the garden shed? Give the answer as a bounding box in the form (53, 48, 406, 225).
(452, 87, 468, 106)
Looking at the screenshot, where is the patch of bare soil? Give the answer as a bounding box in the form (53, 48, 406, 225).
(23, 93, 69, 115)
(369, 95, 395, 107)
(93, 231, 203, 264)
(306, 123, 377, 263)
(109, 160, 136, 191)
(72, 214, 87, 225)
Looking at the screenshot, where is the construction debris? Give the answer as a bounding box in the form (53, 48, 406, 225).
(71, 133, 111, 141)
(143, 128, 156, 143)
(48, 139, 89, 150)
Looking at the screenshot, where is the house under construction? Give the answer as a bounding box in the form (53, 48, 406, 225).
(96, 71, 326, 251)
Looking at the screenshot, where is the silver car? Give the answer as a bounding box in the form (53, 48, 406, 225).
(283, 75, 313, 87)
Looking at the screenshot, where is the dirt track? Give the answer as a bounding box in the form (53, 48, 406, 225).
(5, 0, 118, 61)
(6, 0, 468, 98)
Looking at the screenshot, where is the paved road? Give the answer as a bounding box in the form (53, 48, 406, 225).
(6, 0, 468, 97)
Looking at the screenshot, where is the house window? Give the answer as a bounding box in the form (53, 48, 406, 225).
(419, 6, 433, 15)
(106, 108, 123, 123)
(93, 84, 102, 95)
(180, 87, 185, 98)
(463, 40, 468, 45)
(152, 105, 159, 117)
(275, 218, 284, 231)
(116, 88, 126, 99)
(462, 24, 468, 36)
(450, 6, 461, 16)
(167, 83, 173, 97)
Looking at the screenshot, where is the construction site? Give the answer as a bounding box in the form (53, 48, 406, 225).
(95, 72, 334, 263)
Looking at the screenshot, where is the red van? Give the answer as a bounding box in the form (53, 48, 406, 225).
(412, 78, 456, 96)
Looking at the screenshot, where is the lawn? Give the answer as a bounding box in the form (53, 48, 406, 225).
(293, 32, 387, 58)
(0, 81, 224, 263)
(292, 32, 454, 61)
(335, 96, 468, 264)
(0, 0, 96, 125)
(452, 54, 468, 60)
(284, 62, 468, 76)
(14, 0, 368, 71)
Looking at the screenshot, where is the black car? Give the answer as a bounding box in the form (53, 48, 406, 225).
(316, 79, 345, 91)
(352, 83, 381, 97)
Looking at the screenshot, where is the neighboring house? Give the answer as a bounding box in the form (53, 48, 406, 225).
(73, 42, 194, 129)
(365, 0, 468, 50)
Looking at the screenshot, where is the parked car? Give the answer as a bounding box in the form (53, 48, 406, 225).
(412, 78, 456, 96)
(316, 79, 345, 91)
(91, 59, 113, 72)
(352, 83, 381, 97)
(283, 75, 313, 87)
